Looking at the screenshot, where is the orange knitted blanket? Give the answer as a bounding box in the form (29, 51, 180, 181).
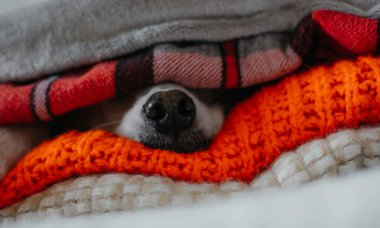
(1, 55, 380, 209)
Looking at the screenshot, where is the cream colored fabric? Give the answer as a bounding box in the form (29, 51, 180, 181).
(3, 168, 380, 228)
(1, 127, 379, 222)
(0, 124, 49, 180)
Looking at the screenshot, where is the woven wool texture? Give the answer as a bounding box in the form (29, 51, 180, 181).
(1, 127, 379, 222)
(2, 55, 380, 209)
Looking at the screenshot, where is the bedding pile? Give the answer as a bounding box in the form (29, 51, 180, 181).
(2, 8, 380, 124)
(1, 0, 380, 226)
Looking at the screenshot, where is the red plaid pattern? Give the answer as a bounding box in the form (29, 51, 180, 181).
(0, 10, 379, 124)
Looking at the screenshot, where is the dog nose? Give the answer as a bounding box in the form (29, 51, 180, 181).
(143, 90, 195, 133)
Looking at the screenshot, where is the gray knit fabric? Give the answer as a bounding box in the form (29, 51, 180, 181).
(0, 0, 378, 82)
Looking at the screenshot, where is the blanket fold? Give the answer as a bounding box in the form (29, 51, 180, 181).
(1, 10, 380, 125)
(2, 55, 380, 209)
(0, 0, 376, 83)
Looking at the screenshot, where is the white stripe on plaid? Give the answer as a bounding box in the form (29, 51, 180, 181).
(240, 46, 302, 87)
(153, 46, 223, 88)
(32, 76, 58, 121)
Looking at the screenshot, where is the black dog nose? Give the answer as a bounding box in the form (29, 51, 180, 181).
(143, 90, 195, 133)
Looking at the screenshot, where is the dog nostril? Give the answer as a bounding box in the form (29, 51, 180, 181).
(145, 101, 166, 120)
(144, 89, 196, 133)
(178, 97, 195, 116)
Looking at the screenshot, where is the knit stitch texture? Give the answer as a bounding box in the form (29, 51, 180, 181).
(2, 55, 380, 209)
(1, 127, 379, 221)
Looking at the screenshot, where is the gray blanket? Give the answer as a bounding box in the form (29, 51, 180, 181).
(0, 0, 378, 82)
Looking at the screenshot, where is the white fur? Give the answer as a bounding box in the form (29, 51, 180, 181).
(116, 83, 224, 141)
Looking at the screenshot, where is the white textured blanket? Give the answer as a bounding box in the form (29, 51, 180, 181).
(1, 127, 380, 222)
(2, 167, 380, 228)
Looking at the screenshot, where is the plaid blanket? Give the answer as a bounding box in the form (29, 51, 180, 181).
(0, 10, 379, 125)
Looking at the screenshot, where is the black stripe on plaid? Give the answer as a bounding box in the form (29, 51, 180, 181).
(234, 39, 242, 88)
(115, 48, 154, 95)
(289, 14, 319, 65)
(219, 43, 227, 89)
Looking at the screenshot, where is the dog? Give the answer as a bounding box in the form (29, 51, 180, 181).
(0, 83, 255, 178)
(52, 83, 255, 153)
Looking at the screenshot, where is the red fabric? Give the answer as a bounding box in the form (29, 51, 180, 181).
(223, 41, 240, 88)
(0, 10, 379, 125)
(313, 10, 378, 57)
(0, 85, 35, 123)
(50, 62, 117, 116)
